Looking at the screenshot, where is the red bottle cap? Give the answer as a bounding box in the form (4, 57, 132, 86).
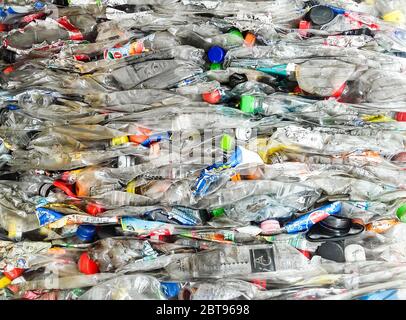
(86, 203, 105, 216)
(74, 54, 91, 61)
(202, 89, 221, 104)
(3, 268, 24, 280)
(78, 252, 99, 275)
(396, 112, 406, 122)
(299, 20, 311, 37)
(3, 66, 14, 74)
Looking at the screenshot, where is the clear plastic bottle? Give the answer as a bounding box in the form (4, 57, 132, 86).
(165, 243, 311, 279)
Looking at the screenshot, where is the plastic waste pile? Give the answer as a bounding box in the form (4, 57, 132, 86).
(1, 0, 406, 300)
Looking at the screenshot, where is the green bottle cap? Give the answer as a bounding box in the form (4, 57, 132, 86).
(220, 134, 234, 151)
(210, 63, 222, 70)
(228, 28, 244, 39)
(396, 203, 406, 222)
(211, 208, 225, 217)
(240, 95, 256, 114)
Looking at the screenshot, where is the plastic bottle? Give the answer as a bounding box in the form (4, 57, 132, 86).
(165, 243, 311, 279)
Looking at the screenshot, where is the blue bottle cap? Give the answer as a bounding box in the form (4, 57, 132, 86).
(208, 46, 226, 64)
(6, 104, 19, 110)
(76, 224, 96, 242)
(160, 282, 181, 299)
(34, 1, 45, 9)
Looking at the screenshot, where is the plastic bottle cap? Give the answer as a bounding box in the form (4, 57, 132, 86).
(76, 224, 96, 242)
(228, 29, 244, 39)
(299, 20, 311, 37)
(229, 73, 248, 88)
(220, 134, 234, 151)
(202, 90, 221, 104)
(3, 66, 14, 74)
(235, 128, 252, 141)
(34, 1, 45, 9)
(345, 244, 366, 262)
(315, 241, 345, 262)
(211, 208, 225, 217)
(260, 220, 281, 234)
(244, 32, 256, 47)
(78, 252, 99, 275)
(39, 183, 54, 197)
(396, 112, 406, 122)
(210, 63, 222, 70)
(86, 203, 105, 216)
(308, 5, 336, 25)
(240, 95, 256, 114)
(396, 204, 406, 222)
(207, 46, 226, 63)
(161, 282, 181, 299)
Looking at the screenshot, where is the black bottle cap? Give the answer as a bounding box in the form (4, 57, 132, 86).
(52, 0, 69, 6)
(229, 73, 248, 88)
(198, 209, 210, 224)
(315, 241, 345, 262)
(307, 5, 335, 25)
(39, 183, 55, 197)
(0, 49, 16, 64)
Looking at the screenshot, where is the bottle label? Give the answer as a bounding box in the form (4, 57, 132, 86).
(47, 215, 118, 229)
(121, 217, 169, 235)
(166, 207, 201, 226)
(104, 41, 144, 60)
(36, 208, 64, 227)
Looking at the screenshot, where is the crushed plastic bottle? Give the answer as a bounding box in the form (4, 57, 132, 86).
(0, 0, 406, 301)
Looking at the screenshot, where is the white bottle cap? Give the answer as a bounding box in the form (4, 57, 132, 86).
(345, 244, 366, 262)
(236, 128, 252, 141)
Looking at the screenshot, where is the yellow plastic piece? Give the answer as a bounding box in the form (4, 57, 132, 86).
(0, 277, 11, 289)
(126, 180, 136, 193)
(383, 10, 405, 25)
(111, 136, 129, 146)
(362, 114, 394, 123)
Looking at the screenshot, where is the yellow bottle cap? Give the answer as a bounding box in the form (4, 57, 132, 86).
(111, 136, 129, 146)
(383, 10, 405, 24)
(0, 276, 11, 289)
